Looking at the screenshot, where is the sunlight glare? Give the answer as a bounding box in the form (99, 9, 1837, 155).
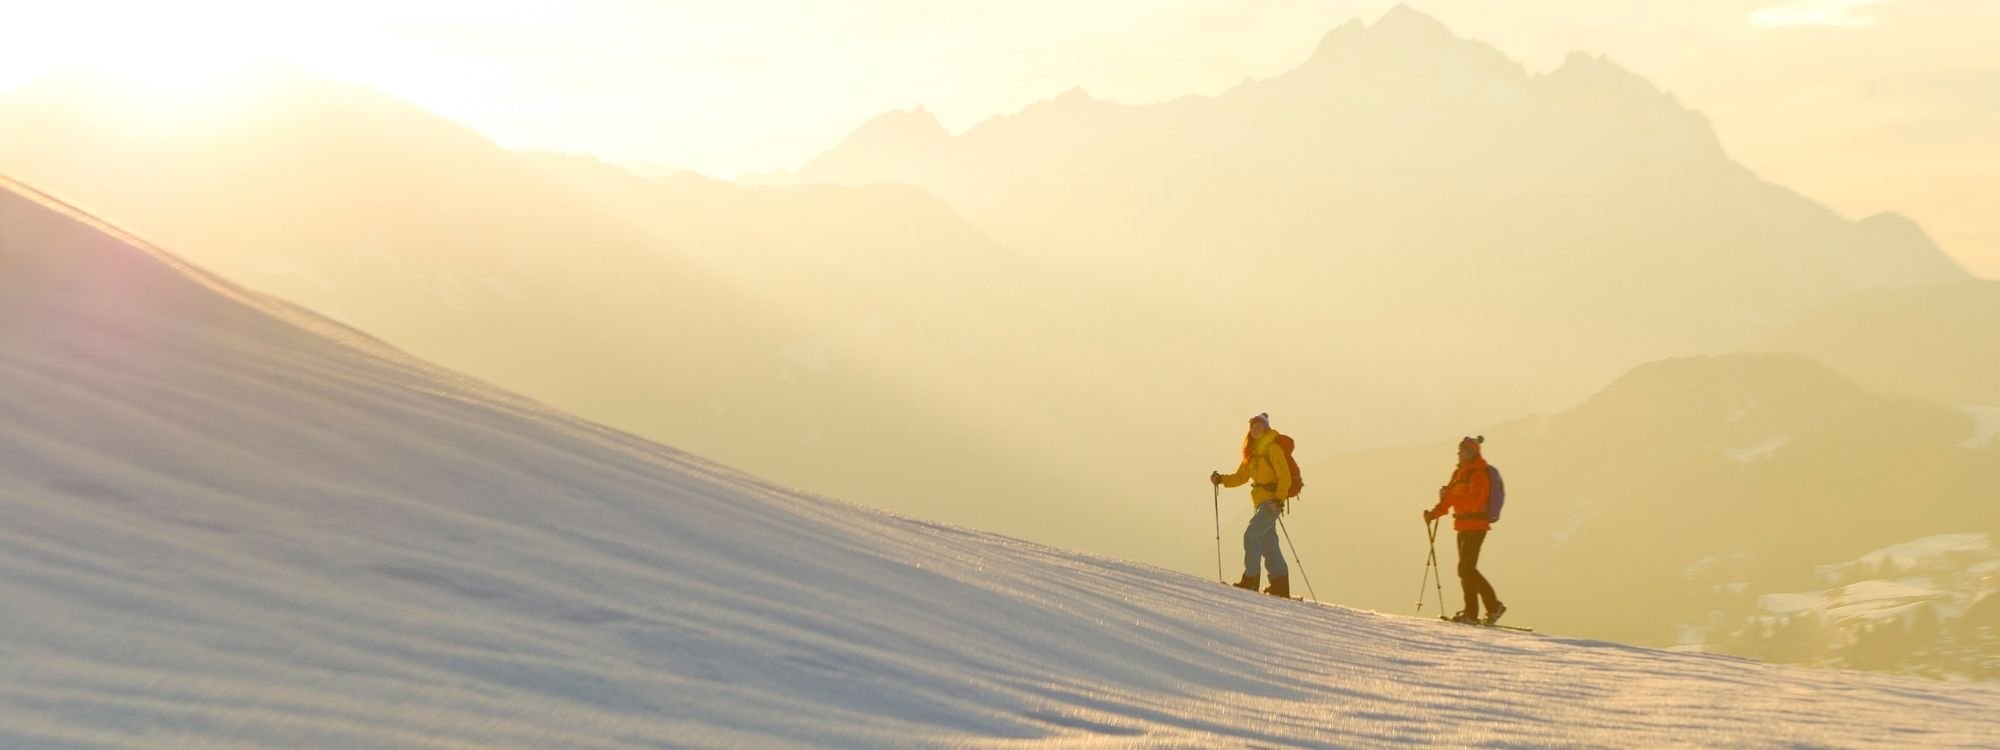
(73, 14, 279, 136)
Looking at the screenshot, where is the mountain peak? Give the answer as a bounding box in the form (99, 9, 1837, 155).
(1011, 85, 1098, 119)
(1302, 4, 1505, 74)
(1580, 353, 1862, 418)
(793, 105, 952, 180)
(1311, 18, 1369, 57)
(1548, 51, 1650, 87)
(1053, 85, 1093, 104)
(851, 105, 949, 141)
(1372, 3, 1455, 39)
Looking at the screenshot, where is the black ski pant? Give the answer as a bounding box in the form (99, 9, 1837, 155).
(1456, 529, 1500, 617)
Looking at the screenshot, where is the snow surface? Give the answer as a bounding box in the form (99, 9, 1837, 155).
(6, 177, 2000, 748)
(1757, 580, 1943, 630)
(1959, 405, 2000, 449)
(1723, 436, 1788, 463)
(1819, 580, 1946, 621)
(1858, 533, 1990, 571)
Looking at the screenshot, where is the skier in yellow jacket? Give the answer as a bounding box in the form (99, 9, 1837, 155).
(1211, 412, 1292, 597)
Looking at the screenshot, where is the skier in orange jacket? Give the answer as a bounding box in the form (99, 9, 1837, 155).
(1425, 436, 1506, 625)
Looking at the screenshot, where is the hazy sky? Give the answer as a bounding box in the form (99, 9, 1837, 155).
(1, 0, 1994, 275)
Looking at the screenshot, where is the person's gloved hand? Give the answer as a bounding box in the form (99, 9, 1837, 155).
(1422, 509, 1437, 523)
(1209, 471, 1223, 486)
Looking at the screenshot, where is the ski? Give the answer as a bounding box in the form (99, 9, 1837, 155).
(1439, 616, 1532, 632)
(1219, 582, 1307, 602)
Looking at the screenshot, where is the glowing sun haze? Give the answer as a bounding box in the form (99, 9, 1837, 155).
(0, 0, 1994, 276)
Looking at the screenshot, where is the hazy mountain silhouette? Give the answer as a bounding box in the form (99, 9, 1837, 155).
(1756, 280, 2000, 407)
(513, 150, 1171, 543)
(0, 7, 1980, 592)
(783, 5, 1968, 440)
(0, 66, 751, 363)
(1301, 352, 2000, 656)
(0, 66, 1157, 557)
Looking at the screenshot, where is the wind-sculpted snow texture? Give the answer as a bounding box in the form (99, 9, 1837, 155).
(2, 176, 1996, 748)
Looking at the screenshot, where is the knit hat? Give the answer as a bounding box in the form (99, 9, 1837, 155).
(1460, 435, 1485, 453)
(1251, 412, 1270, 427)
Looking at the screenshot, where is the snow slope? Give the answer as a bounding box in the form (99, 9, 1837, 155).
(3, 175, 1998, 748)
(1961, 405, 2000, 449)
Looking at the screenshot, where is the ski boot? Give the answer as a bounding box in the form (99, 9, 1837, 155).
(1264, 575, 1290, 598)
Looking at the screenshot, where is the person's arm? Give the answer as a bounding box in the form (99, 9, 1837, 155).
(1217, 457, 1253, 488)
(1425, 469, 1459, 520)
(1426, 489, 1452, 520)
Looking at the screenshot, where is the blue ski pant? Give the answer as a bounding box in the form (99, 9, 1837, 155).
(1242, 501, 1288, 579)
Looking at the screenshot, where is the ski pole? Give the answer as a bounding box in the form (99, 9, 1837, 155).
(1276, 514, 1317, 602)
(1415, 518, 1435, 612)
(1212, 484, 1222, 584)
(1427, 518, 1447, 614)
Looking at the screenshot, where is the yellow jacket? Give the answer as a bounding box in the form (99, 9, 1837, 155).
(1219, 430, 1293, 506)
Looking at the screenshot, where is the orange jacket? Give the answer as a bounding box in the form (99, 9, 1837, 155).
(1429, 457, 1492, 532)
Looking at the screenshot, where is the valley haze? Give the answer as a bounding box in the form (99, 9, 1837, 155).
(2, 2, 1998, 746)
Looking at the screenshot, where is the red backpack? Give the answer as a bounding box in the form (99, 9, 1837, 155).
(1274, 434, 1304, 499)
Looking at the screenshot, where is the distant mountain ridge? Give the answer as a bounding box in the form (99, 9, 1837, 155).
(1302, 351, 2000, 655)
(1756, 281, 2000, 407)
(0, 67, 1163, 562)
(782, 5, 1966, 435)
